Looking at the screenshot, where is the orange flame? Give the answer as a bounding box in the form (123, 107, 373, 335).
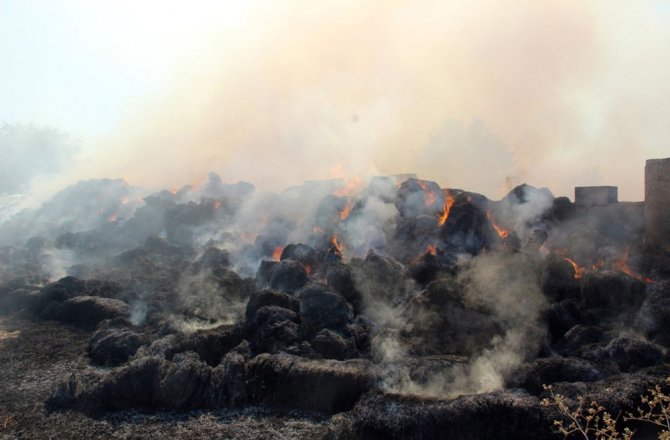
(562, 257, 586, 279)
(614, 248, 653, 283)
(107, 212, 118, 222)
(213, 200, 222, 209)
(426, 244, 437, 256)
(417, 180, 436, 207)
(334, 177, 364, 197)
(272, 247, 284, 261)
(331, 236, 344, 256)
(340, 199, 353, 220)
(437, 189, 455, 226)
(486, 210, 509, 239)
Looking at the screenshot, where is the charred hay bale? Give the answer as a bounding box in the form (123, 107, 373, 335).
(246, 353, 379, 413)
(581, 270, 647, 311)
(245, 289, 299, 323)
(636, 283, 670, 346)
(33, 276, 86, 316)
(192, 246, 230, 275)
(438, 201, 490, 256)
(395, 178, 444, 218)
(48, 353, 220, 412)
(549, 196, 575, 222)
(408, 253, 442, 286)
(164, 201, 218, 246)
(0, 287, 39, 313)
(333, 389, 550, 440)
(404, 278, 502, 356)
(543, 299, 587, 341)
(349, 253, 407, 302)
(325, 262, 363, 314)
(347, 318, 373, 356)
(88, 328, 148, 366)
(135, 324, 243, 366)
(519, 357, 604, 395)
(393, 215, 441, 261)
(33, 276, 125, 318)
(312, 329, 356, 360)
(280, 243, 317, 269)
(553, 325, 608, 356)
(251, 305, 298, 329)
(47, 356, 164, 413)
(255, 260, 278, 288)
(546, 365, 670, 420)
(177, 267, 254, 322)
(269, 260, 309, 294)
(176, 324, 244, 366)
(248, 306, 301, 354)
(43, 296, 130, 329)
(298, 284, 353, 337)
(605, 336, 664, 372)
(207, 345, 250, 407)
(156, 352, 212, 409)
(402, 355, 469, 387)
(541, 257, 581, 302)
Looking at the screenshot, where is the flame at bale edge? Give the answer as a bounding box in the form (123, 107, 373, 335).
(331, 235, 344, 257)
(437, 189, 455, 226)
(334, 176, 364, 197)
(272, 246, 284, 261)
(486, 210, 510, 239)
(340, 199, 354, 220)
(614, 248, 653, 283)
(417, 180, 436, 207)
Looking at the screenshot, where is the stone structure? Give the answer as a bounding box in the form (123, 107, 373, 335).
(645, 158, 670, 254)
(575, 186, 618, 208)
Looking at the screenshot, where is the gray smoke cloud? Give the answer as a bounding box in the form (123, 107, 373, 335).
(0, 124, 79, 195)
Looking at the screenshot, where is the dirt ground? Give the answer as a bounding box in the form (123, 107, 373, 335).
(0, 315, 330, 440)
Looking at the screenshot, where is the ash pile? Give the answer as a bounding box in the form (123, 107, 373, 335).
(2, 166, 670, 440)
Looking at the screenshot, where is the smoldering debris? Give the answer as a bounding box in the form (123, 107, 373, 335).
(0, 171, 669, 440)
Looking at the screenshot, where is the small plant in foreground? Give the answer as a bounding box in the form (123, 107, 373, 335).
(541, 377, 670, 439)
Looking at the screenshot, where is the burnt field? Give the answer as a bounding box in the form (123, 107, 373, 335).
(1, 167, 670, 439)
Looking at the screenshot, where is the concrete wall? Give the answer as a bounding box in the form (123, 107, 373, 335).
(575, 186, 618, 207)
(645, 158, 670, 254)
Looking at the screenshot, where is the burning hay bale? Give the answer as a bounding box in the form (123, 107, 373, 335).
(0, 170, 668, 439)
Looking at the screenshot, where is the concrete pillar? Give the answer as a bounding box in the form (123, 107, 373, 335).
(574, 186, 618, 207)
(645, 158, 670, 254)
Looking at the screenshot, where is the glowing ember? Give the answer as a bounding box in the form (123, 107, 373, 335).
(426, 244, 437, 256)
(340, 199, 354, 220)
(417, 180, 436, 207)
(334, 177, 364, 197)
(272, 247, 284, 261)
(305, 264, 312, 275)
(486, 210, 509, 239)
(437, 189, 455, 226)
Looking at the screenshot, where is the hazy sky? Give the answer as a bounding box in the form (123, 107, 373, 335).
(2, 1, 670, 200)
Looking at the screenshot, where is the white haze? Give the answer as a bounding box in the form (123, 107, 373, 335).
(3, 1, 670, 202)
